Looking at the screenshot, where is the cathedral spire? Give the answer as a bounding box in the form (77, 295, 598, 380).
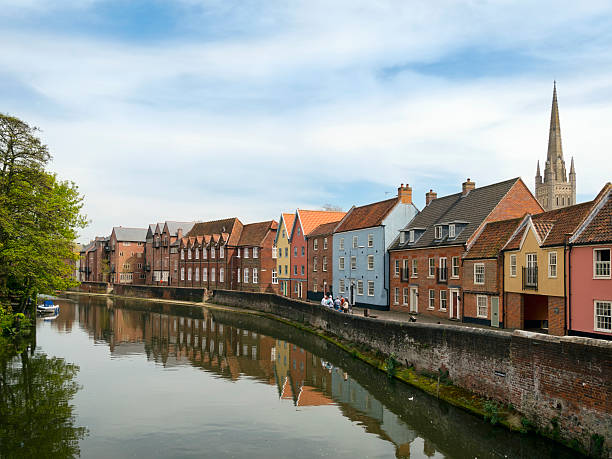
(570, 156, 575, 174)
(536, 160, 541, 177)
(547, 81, 564, 166)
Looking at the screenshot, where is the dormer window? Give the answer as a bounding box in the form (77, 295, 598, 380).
(448, 224, 455, 238)
(400, 232, 406, 244)
(435, 226, 442, 239)
(409, 230, 415, 243)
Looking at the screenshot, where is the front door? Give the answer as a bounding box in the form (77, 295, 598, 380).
(491, 297, 500, 327)
(449, 289, 460, 319)
(410, 287, 418, 313)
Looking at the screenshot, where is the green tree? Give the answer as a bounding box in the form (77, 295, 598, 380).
(0, 114, 87, 314)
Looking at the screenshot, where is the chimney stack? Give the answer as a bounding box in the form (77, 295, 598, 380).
(462, 178, 475, 196)
(398, 183, 412, 204)
(177, 228, 183, 239)
(426, 189, 437, 206)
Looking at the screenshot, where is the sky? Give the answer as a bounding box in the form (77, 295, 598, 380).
(1, 0, 611, 243)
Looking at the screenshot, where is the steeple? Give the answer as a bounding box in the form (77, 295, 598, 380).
(546, 81, 564, 173)
(536, 160, 542, 184)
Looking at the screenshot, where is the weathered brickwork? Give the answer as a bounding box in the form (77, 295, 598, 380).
(307, 233, 333, 299)
(463, 258, 503, 325)
(547, 295, 566, 336)
(478, 179, 544, 230)
(505, 292, 524, 329)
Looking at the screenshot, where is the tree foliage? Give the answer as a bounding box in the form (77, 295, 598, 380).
(0, 114, 87, 312)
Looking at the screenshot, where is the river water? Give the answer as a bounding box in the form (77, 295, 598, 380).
(1, 295, 579, 458)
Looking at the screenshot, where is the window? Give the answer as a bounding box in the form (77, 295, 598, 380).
(351, 256, 357, 270)
(301, 265, 305, 275)
(187, 249, 192, 260)
(237, 268, 241, 283)
(180, 267, 185, 281)
(435, 226, 442, 239)
(244, 268, 249, 283)
(195, 248, 199, 259)
(203, 268, 208, 281)
(474, 263, 485, 284)
(294, 265, 297, 275)
(594, 301, 611, 332)
(368, 234, 374, 247)
(449, 224, 456, 238)
(403, 288, 408, 305)
(428, 289, 435, 309)
(253, 247, 258, 258)
(203, 248, 207, 259)
(282, 229, 286, 238)
(400, 232, 406, 244)
(285, 248, 288, 257)
(412, 259, 418, 277)
(301, 246, 305, 256)
(123, 242, 131, 246)
(439, 257, 447, 281)
(339, 257, 345, 270)
(211, 268, 215, 282)
(294, 247, 297, 257)
(403, 259, 409, 280)
(440, 290, 447, 310)
(323, 238, 328, 249)
(211, 247, 216, 258)
(510, 254, 517, 277)
(339, 279, 345, 294)
(284, 265, 288, 275)
(477, 295, 488, 318)
(220, 246, 225, 258)
(367, 255, 374, 270)
(237, 248, 241, 258)
(272, 269, 278, 284)
(394, 260, 400, 277)
(187, 268, 192, 281)
(294, 283, 298, 293)
(352, 236, 358, 248)
(394, 288, 399, 305)
(181, 250, 185, 260)
(428, 258, 435, 277)
(452, 257, 459, 278)
(313, 257, 318, 272)
(322, 256, 327, 272)
(195, 267, 199, 282)
(244, 247, 249, 258)
(339, 238, 344, 250)
(409, 230, 415, 243)
(594, 249, 611, 278)
(548, 251, 557, 278)
(219, 268, 224, 283)
(253, 268, 258, 284)
(314, 239, 318, 250)
(367, 281, 374, 296)
(357, 280, 364, 295)
(137, 263, 142, 269)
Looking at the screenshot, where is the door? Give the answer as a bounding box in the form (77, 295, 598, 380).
(410, 287, 418, 313)
(491, 297, 500, 327)
(298, 282, 303, 299)
(449, 289, 460, 319)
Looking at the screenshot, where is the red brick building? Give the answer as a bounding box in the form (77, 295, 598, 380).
(388, 177, 543, 320)
(108, 227, 148, 284)
(306, 221, 338, 301)
(145, 221, 196, 285)
(234, 220, 279, 293)
(79, 236, 110, 282)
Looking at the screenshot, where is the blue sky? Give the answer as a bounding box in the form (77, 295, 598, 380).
(1, 1, 611, 242)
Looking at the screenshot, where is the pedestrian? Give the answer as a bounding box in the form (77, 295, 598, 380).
(334, 297, 341, 310)
(321, 295, 327, 307)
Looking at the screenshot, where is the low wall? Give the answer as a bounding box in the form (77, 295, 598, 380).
(77, 281, 111, 294)
(76, 282, 207, 303)
(211, 289, 611, 454)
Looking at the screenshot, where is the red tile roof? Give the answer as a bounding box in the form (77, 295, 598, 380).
(307, 221, 339, 238)
(296, 210, 346, 236)
(188, 218, 243, 246)
(281, 213, 295, 235)
(573, 184, 612, 244)
(238, 220, 277, 247)
(465, 217, 523, 259)
(335, 198, 398, 233)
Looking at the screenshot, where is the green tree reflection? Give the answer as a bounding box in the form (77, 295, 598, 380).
(0, 346, 87, 458)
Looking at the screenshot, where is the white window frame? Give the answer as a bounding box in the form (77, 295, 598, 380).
(474, 263, 485, 285)
(219, 246, 224, 258)
(594, 300, 611, 332)
(357, 280, 364, 295)
(339, 279, 345, 294)
(203, 268, 208, 281)
(195, 267, 199, 282)
(367, 255, 374, 270)
(244, 247, 249, 258)
(219, 268, 225, 283)
(400, 232, 406, 244)
(313, 257, 318, 272)
(180, 267, 185, 281)
(211, 247, 216, 259)
(402, 287, 408, 305)
(435, 226, 442, 239)
(394, 287, 399, 305)
(548, 251, 557, 278)
(394, 260, 400, 277)
(339, 238, 344, 250)
(368, 234, 374, 247)
(428, 289, 435, 309)
(367, 281, 374, 297)
(440, 290, 447, 311)
(314, 239, 318, 251)
(237, 248, 241, 258)
(352, 235, 358, 248)
(244, 268, 249, 283)
(323, 237, 328, 249)
(510, 254, 517, 277)
(428, 258, 435, 278)
(351, 256, 357, 270)
(252, 268, 258, 284)
(451, 256, 460, 278)
(272, 269, 278, 284)
(439, 257, 447, 281)
(411, 259, 418, 277)
(181, 249, 185, 260)
(477, 295, 488, 318)
(187, 268, 192, 281)
(594, 248, 611, 279)
(195, 248, 199, 259)
(203, 248, 207, 259)
(409, 230, 415, 243)
(322, 256, 327, 272)
(211, 268, 215, 282)
(237, 268, 241, 283)
(449, 224, 456, 238)
(272, 247, 277, 259)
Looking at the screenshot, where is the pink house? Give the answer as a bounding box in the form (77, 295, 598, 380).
(568, 183, 612, 339)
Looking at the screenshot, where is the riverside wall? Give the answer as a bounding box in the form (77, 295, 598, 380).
(210, 289, 612, 454)
(76, 282, 207, 303)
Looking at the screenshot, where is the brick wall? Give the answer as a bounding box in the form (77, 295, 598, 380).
(211, 289, 611, 453)
(307, 233, 333, 299)
(483, 179, 544, 226)
(548, 295, 566, 336)
(506, 292, 523, 329)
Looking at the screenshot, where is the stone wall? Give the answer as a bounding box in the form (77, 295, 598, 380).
(76, 282, 207, 303)
(211, 289, 611, 453)
(77, 281, 112, 294)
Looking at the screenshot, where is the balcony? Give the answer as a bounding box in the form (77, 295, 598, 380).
(522, 267, 538, 290)
(437, 267, 448, 284)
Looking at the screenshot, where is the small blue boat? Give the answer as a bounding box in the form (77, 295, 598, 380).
(37, 300, 60, 314)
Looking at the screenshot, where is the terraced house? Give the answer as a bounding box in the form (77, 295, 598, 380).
(389, 178, 543, 318)
(333, 184, 418, 310)
(274, 213, 295, 297)
(108, 227, 148, 284)
(306, 221, 338, 301)
(145, 221, 196, 285)
(234, 220, 279, 293)
(289, 209, 345, 300)
(79, 236, 109, 282)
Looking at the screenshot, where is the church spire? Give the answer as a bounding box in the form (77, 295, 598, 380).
(570, 156, 575, 174)
(547, 81, 564, 166)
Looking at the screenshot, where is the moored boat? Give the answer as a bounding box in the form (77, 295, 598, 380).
(37, 300, 60, 314)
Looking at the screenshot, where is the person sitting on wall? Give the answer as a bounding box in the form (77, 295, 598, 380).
(334, 297, 341, 310)
(321, 295, 328, 307)
(326, 296, 334, 308)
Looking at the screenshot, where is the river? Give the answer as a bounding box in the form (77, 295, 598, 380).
(0, 294, 580, 458)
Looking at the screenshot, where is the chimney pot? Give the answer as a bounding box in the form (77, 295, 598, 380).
(398, 183, 412, 205)
(462, 178, 476, 196)
(426, 189, 437, 206)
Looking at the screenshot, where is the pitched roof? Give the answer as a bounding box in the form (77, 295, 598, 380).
(390, 178, 520, 250)
(571, 184, 612, 245)
(297, 209, 346, 236)
(238, 220, 277, 247)
(281, 213, 295, 234)
(187, 218, 243, 245)
(113, 227, 148, 242)
(464, 217, 523, 259)
(307, 221, 339, 238)
(335, 198, 397, 233)
(165, 221, 197, 236)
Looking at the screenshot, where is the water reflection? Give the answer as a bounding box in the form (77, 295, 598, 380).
(48, 295, 577, 459)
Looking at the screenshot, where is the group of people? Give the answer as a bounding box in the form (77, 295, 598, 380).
(320, 293, 352, 314)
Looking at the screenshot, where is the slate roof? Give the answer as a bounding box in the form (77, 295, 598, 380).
(113, 227, 148, 242)
(238, 220, 277, 247)
(297, 210, 346, 236)
(572, 184, 612, 245)
(307, 221, 339, 238)
(335, 198, 398, 234)
(187, 218, 242, 245)
(390, 178, 520, 250)
(464, 217, 523, 259)
(166, 221, 197, 236)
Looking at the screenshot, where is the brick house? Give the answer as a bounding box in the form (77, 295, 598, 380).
(306, 221, 338, 301)
(79, 236, 110, 282)
(568, 183, 612, 339)
(333, 185, 418, 310)
(108, 227, 148, 284)
(462, 217, 523, 328)
(177, 218, 243, 290)
(388, 177, 543, 319)
(234, 220, 279, 293)
(502, 201, 596, 335)
(145, 221, 196, 285)
(288, 209, 346, 300)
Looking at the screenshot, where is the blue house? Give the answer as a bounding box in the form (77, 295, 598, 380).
(332, 185, 419, 310)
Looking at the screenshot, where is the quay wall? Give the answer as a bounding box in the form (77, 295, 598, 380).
(76, 282, 207, 303)
(210, 289, 612, 454)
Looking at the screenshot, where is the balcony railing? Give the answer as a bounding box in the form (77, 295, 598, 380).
(437, 267, 448, 283)
(522, 267, 538, 290)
